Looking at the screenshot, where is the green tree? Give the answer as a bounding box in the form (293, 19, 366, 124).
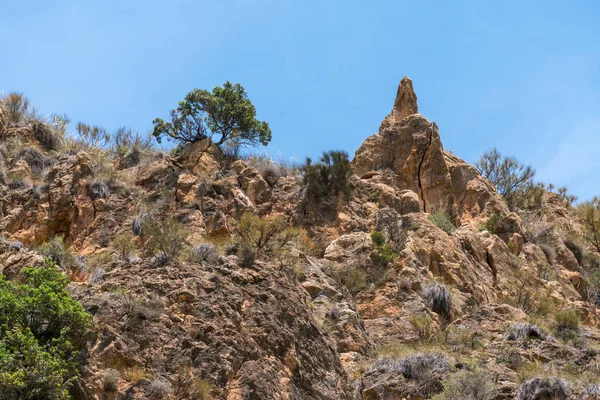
(0, 261, 91, 399)
(475, 147, 535, 210)
(152, 82, 271, 149)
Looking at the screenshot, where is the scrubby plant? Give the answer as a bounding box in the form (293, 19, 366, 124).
(1, 92, 30, 124)
(9, 241, 23, 252)
(334, 266, 367, 295)
(235, 212, 299, 256)
(401, 353, 451, 397)
(577, 197, 600, 253)
(563, 235, 585, 266)
(16, 147, 52, 175)
(75, 122, 110, 149)
(516, 377, 570, 400)
(409, 313, 436, 343)
(111, 127, 153, 168)
(102, 368, 120, 391)
(38, 236, 74, 267)
(131, 211, 149, 238)
(422, 283, 453, 320)
(475, 147, 536, 210)
(301, 150, 351, 202)
(0, 261, 91, 399)
(429, 211, 456, 234)
(504, 323, 554, 342)
(369, 230, 397, 285)
(112, 232, 136, 262)
(31, 118, 63, 151)
(481, 213, 503, 235)
(89, 180, 110, 200)
(152, 82, 271, 150)
(189, 243, 218, 264)
(553, 309, 580, 339)
(432, 367, 496, 400)
(145, 219, 188, 263)
(146, 378, 172, 399)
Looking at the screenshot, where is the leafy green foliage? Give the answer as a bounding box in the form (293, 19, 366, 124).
(0, 262, 91, 399)
(475, 148, 536, 210)
(301, 150, 351, 201)
(428, 211, 456, 234)
(370, 230, 397, 284)
(152, 82, 271, 149)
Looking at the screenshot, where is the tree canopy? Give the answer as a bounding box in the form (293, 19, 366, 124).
(152, 82, 271, 149)
(0, 262, 91, 399)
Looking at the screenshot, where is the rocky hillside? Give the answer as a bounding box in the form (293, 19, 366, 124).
(1, 79, 599, 400)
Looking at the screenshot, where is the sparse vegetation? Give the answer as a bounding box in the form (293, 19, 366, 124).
(553, 309, 580, 339)
(422, 283, 453, 320)
(334, 266, 367, 295)
(475, 147, 536, 210)
(577, 197, 600, 253)
(301, 150, 351, 205)
(428, 211, 456, 234)
(89, 180, 110, 200)
(145, 219, 188, 263)
(504, 323, 554, 342)
(432, 367, 496, 400)
(38, 236, 74, 267)
(112, 232, 136, 262)
(516, 377, 570, 400)
(189, 243, 218, 264)
(152, 82, 271, 150)
(235, 212, 299, 258)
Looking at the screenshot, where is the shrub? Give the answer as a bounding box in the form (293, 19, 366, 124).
(369, 230, 397, 286)
(190, 243, 218, 264)
(2, 92, 30, 124)
(152, 82, 271, 149)
(235, 212, 299, 256)
(553, 309, 580, 337)
(238, 244, 256, 268)
(38, 236, 74, 267)
(401, 353, 451, 397)
(146, 219, 188, 263)
(422, 283, 453, 320)
(504, 323, 554, 342)
(301, 150, 351, 202)
(89, 180, 110, 200)
(334, 266, 367, 294)
(409, 313, 435, 342)
(102, 368, 120, 391)
(146, 378, 172, 399)
(131, 211, 149, 237)
(31, 119, 62, 151)
(9, 241, 23, 252)
(112, 233, 136, 262)
(371, 230, 386, 247)
(576, 198, 600, 253)
(0, 261, 91, 399)
(516, 377, 570, 400)
(432, 367, 496, 400)
(562, 236, 584, 266)
(16, 147, 52, 175)
(429, 211, 456, 234)
(75, 122, 110, 149)
(475, 148, 536, 210)
(482, 213, 503, 235)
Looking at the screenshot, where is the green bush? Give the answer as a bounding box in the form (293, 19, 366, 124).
(0, 262, 91, 399)
(301, 150, 351, 202)
(428, 212, 456, 234)
(577, 197, 600, 253)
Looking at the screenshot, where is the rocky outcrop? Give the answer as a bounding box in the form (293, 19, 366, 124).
(353, 78, 511, 228)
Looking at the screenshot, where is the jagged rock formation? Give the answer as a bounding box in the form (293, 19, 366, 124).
(1, 79, 599, 399)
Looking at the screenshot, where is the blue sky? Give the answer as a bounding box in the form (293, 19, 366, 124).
(2, 1, 599, 199)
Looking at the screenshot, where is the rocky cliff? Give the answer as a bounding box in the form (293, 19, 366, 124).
(1, 79, 599, 399)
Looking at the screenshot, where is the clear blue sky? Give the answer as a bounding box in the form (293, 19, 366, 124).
(2, 1, 599, 200)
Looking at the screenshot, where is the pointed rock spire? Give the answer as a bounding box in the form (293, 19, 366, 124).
(393, 76, 418, 121)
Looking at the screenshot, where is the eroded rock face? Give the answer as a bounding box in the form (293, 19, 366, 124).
(353, 78, 511, 227)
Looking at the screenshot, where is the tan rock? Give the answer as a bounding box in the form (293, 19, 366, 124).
(393, 76, 418, 121)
